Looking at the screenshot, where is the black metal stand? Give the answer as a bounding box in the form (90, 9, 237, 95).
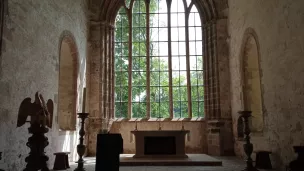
(24, 123, 50, 171)
(238, 111, 259, 171)
(74, 113, 89, 171)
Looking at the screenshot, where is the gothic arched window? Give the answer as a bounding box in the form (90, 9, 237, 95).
(114, 0, 204, 119)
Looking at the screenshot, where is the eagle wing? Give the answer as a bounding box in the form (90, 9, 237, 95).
(17, 98, 32, 127)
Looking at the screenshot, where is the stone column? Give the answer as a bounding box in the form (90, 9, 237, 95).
(206, 18, 234, 156)
(87, 21, 102, 155)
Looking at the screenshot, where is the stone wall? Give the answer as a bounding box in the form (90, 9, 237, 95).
(229, 0, 304, 170)
(0, 0, 88, 170)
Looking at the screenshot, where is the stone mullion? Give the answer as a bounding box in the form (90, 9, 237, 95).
(185, 8, 192, 118)
(145, 0, 151, 119)
(127, 10, 133, 119)
(167, 0, 173, 119)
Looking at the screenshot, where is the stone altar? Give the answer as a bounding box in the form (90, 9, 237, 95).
(131, 130, 190, 158)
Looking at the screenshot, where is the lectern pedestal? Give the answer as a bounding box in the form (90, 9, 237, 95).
(95, 134, 123, 171)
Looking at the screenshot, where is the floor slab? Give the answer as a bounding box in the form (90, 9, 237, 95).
(67, 156, 248, 171)
(119, 154, 222, 166)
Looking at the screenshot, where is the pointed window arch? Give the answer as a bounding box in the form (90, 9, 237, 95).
(114, 0, 204, 119)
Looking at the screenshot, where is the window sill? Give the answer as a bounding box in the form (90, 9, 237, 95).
(113, 117, 205, 122)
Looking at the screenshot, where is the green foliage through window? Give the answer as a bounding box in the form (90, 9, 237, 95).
(115, 0, 204, 119)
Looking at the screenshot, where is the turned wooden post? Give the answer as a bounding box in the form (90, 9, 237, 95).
(238, 111, 259, 171)
(74, 113, 89, 171)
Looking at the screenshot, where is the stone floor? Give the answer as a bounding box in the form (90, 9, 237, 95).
(66, 156, 266, 171)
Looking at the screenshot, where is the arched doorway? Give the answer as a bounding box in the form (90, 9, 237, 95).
(241, 28, 264, 132)
(58, 33, 79, 131)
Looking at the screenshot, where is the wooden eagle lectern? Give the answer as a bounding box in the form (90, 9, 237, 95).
(17, 92, 54, 171)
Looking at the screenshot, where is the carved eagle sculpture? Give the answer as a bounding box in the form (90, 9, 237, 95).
(17, 92, 54, 128)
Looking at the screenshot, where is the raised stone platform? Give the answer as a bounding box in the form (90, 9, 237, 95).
(119, 154, 222, 166)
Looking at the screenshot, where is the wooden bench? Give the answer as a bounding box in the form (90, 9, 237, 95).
(53, 152, 70, 170)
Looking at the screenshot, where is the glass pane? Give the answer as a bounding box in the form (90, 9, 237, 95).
(198, 72, 204, 86)
(178, 27, 185, 41)
(135, 72, 146, 86)
(159, 28, 168, 42)
(190, 56, 197, 70)
(115, 87, 122, 101)
(150, 102, 159, 118)
(191, 86, 198, 100)
(159, 14, 168, 27)
(120, 102, 128, 118)
(159, 101, 169, 118)
(177, 13, 185, 27)
(197, 56, 203, 70)
(121, 86, 128, 101)
(172, 42, 179, 56)
(171, 0, 178, 14)
(171, 13, 178, 27)
(122, 72, 129, 86)
(173, 87, 180, 101)
(189, 12, 195, 27)
(189, 41, 196, 55)
(181, 101, 188, 118)
(138, 102, 147, 118)
(191, 71, 198, 85)
(159, 42, 168, 56)
(160, 86, 169, 100)
(150, 13, 159, 27)
(160, 72, 169, 86)
(172, 57, 179, 70)
(198, 101, 204, 117)
(151, 71, 159, 86)
(115, 102, 121, 117)
(150, 86, 158, 102)
(150, 28, 159, 41)
(179, 56, 186, 70)
(189, 27, 196, 41)
(139, 58, 146, 71)
(173, 101, 181, 118)
(132, 87, 140, 102)
(196, 27, 202, 40)
(132, 42, 140, 56)
(179, 42, 186, 55)
(150, 57, 159, 71)
(132, 14, 140, 27)
(122, 42, 129, 56)
(132, 57, 139, 70)
(159, 0, 167, 13)
(171, 28, 178, 41)
(180, 86, 188, 101)
(198, 86, 204, 100)
(132, 103, 140, 117)
(196, 41, 203, 55)
(172, 71, 179, 86)
(192, 101, 199, 117)
(194, 13, 201, 26)
(159, 57, 168, 70)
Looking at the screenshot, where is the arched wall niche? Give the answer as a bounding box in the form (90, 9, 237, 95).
(240, 28, 264, 133)
(58, 31, 79, 131)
